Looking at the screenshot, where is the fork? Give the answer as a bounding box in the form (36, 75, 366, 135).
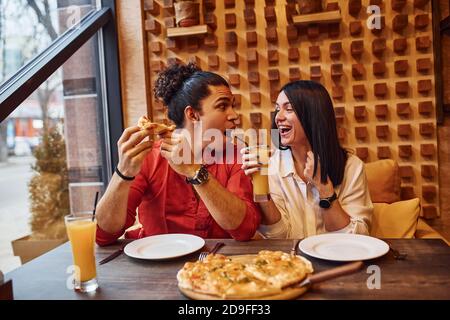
(198, 242, 225, 261)
(386, 240, 407, 260)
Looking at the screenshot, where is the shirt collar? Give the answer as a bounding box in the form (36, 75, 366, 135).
(279, 148, 296, 178)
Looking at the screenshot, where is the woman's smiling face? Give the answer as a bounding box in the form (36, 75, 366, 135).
(274, 90, 308, 148)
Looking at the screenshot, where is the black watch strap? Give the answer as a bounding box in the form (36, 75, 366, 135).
(319, 192, 337, 209)
(186, 165, 209, 185)
(115, 166, 135, 181)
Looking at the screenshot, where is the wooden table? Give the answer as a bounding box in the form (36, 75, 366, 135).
(5, 239, 450, 300)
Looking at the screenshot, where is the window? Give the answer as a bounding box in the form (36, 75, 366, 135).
(0, 0, 95, 86)
(0, 0, 122, 273)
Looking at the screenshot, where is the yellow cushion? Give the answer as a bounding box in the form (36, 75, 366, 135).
(415, 219, 450, 245)
(365, 159, 401, 204)
(370, 198, 420, 238)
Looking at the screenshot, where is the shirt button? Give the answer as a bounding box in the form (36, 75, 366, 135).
(192, 197, 196, 202)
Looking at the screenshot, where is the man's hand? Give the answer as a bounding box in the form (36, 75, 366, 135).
(159, 132, 201, 178)
(117, 126, 154, 177)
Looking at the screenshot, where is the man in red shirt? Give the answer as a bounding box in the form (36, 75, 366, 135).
(95, 63, 261, 245)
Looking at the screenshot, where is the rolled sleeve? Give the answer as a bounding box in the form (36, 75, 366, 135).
(258, 174, 290, 239)
(330, 215, 370, 235)
(225, 164, 261, 241)
(258, 217, 288, 239)
(96, 224, 125, 247)
(337, 157, 373, 235)
(227, 205, 260, 241)
(95, 153, 152, 246)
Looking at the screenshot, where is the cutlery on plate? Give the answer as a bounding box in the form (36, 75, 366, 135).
(99, 244, 126, 265)
(296, 261, 364, 288)
(198, 242, 225, 261)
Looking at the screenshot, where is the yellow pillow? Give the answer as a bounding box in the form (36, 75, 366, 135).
(365, 159, 401, 204)
(370, 198, 420, 239)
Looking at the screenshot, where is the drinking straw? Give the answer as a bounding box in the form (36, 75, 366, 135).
(225, 130, 248, 147)
(92, 191, 99, 222)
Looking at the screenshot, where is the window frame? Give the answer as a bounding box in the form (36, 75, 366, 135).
(0, 0, 124, 185)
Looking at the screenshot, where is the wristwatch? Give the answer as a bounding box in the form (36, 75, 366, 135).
(319, 192, 337, 209)
(186, 165, 209, 185)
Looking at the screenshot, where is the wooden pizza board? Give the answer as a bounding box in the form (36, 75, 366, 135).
(178, 254, 311, 300)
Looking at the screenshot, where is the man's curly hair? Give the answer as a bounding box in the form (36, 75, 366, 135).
(152, 61, 229, 127)
(153, 62, 200, 106)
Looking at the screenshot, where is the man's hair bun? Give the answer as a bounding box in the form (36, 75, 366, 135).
(153, 62, 200, 106)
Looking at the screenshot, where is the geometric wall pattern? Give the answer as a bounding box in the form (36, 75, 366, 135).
(142, 0, 439, 218)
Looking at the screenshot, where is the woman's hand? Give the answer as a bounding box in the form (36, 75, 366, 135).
(304, 151, 334, 198)
(160, 132, 201, 178)
(116, 126, 154, 178)
(240, 146, 271, 176)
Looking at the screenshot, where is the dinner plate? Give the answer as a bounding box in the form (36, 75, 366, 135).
(124, 233, 205, 260)
(298, 234, 389, 262)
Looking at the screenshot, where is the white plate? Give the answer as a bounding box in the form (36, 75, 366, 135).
(298, 234, 389, 262)
(124, 234, 205, 260)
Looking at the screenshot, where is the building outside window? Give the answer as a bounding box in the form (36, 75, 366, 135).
(0, 0, 112, 273)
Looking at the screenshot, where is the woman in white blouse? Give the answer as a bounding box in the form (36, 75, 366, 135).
(241, 80, 373, 239)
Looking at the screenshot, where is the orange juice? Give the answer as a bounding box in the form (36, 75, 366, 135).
(66, 220, 97, 282)
(252, 145, 270, 202)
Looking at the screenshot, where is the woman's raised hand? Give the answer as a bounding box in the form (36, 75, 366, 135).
(304, 151, 334, 197)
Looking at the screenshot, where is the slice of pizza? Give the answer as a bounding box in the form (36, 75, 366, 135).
(137, 116, 176, 134)
(244, 250, 314, 289)
(177, 254, 234, 298)
(177, 254, 280, 299)
(207, 256, 281, 299)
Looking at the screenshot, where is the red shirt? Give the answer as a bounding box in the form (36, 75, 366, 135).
(96, 141, 261, 246)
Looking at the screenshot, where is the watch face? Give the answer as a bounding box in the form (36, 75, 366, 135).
(188, 166, 209, 185)
(319, 199, 331, 209)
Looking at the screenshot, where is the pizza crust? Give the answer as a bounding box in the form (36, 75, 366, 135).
(137, 116, 176, 134)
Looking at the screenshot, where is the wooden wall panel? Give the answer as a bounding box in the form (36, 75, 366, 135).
(116, 0, 447, 219)
(117, 0, 151, 127)
(432, 0, 450, 239)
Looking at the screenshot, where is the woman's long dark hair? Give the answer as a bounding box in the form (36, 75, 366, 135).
(272, 80, 348, 187)
(153, 62, 229, 127)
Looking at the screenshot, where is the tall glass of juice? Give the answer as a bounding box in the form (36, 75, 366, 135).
(65, 213, 98, 292)
(252, 145, 270, 202)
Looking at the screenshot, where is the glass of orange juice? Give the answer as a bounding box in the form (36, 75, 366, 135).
(65, 213, 98, 292)
(251, 145, 271, 202)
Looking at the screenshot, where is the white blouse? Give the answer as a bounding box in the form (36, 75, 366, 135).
(259, 149, 373, 239)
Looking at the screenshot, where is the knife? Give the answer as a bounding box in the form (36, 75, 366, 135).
(99, 244, 126, 265)
(290, 239, 300, 255)
(295, 261, 364, 288)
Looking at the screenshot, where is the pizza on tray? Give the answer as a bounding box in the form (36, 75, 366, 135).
(177, 250, 313, 299)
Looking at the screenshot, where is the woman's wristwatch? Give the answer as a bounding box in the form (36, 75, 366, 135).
(319, 192, 337, 209)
